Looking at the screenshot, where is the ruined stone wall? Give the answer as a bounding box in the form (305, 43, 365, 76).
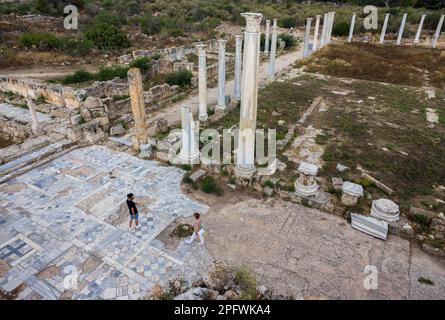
(0, 76, 83, 109)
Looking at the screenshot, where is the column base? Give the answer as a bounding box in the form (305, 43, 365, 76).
(235, 164, 256, 179)
(198, 114, 208, 122)
(294, 178, 319, 197)
(215, 105, 227, 114)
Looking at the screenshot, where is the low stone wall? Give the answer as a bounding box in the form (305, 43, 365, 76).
(0, 76, 84, 109)
(0, 117, 30, 142)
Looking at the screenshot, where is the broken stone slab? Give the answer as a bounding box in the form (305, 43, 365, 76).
(109, 124, 125, 136)
(69, 114, 82, 125)
(370, 198, 400, 222)
(138, 144, 152, 159)
(155, 151, 170, 162)
(298, 161, 318, 176)
(351, 213, 388, 240)
(341, 181, 363, 206)
(189, 169, 206, 183)
(263, 186, 274, 197)
(332, 177, 343, 190)
(336, 163, 349, 172)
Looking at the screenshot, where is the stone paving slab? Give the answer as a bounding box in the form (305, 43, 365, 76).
(0, 145, 212, 299)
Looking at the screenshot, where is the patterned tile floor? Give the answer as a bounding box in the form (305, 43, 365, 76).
(0, 146, 213, 299)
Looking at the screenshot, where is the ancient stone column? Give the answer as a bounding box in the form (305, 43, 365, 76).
(26, 96, 40, 134)
(216, 39, 227, 111)
(197, 44, 208, 121)
(432, 14, 445, 49)
(303, 18, 313, 58)
(234, 35, 243, 101)
(127, 68, 148, 150)
(396, 13, 407, 45)
(348, 12, 356, 43)
(380, 13, 390, 44)
(320, 13, 328, 47)
(264, 19, 271, 54)
(178, 106, 200, 164)
(235, 12, 263, 179)
(313, 15, 321, 51)
(268, 19, 278, 80)
(327, 12, 335, 44)
(414, 14, 426, 44)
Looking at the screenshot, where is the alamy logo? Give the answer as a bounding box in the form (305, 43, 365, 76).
(363, 5, 378, 30)
(64, 5, 78, 30)
(63, 265, 79, 290)
(363, 265, 378, 290)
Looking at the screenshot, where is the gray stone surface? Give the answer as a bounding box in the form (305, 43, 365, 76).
(204, 198, 445, 299)
(0, 146, 212, 300)
(189, 169, 207, 183)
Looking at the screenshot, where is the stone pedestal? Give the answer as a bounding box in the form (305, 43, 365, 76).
(294, 162, 319, 197)
(178, 106, 200, 164)
(313, 15, 321, 51)
(348, 13, 356, 43)
(303, 18, 313, 58)
(264, 20, 270, 54)
(197, 44, 208, 121)
(432, 14, 445, 48)
(233, 35, 243, 101)
(396, 13, 407, 45)
(268, 19, 278, 80)
(235, 12, 263, 179)
(341, 181, 363, 206)
(215, 40, 227, 111)
(414, 14, 426, 44)
(127, 68, 148, 151)
(380, 13, 390, 44)
(370, 199, 400, 222)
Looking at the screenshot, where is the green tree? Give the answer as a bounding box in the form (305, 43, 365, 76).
(85, 23, 130, 50)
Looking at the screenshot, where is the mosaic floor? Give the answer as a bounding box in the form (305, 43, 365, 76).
(0, 146, 212, 299)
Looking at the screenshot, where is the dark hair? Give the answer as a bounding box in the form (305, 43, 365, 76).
(127, 193, 134, 199)
(194, 212, 200, 219)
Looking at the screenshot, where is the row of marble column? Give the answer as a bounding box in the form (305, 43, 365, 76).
(303, 12, 336, 58)
(180, 13, 264, 179)
(347, 12, 444, 48)
(197, 35, 244, 123)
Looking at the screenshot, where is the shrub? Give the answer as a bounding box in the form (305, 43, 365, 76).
(85, 22, 130, 50)
(19, 32, 62, 50)
(62, 69, 94, 84)
(129, 57, 152, 72)
(200, 176, 221, 195)
(280, 16, 297, 28)
(332, 21, 351, 37)
(165, 69, 193, 88)
(234, 265, 257, 300)
(62, 39, 95, 56)
(96, 66, 129, 81)
(278, 34, 297, 49)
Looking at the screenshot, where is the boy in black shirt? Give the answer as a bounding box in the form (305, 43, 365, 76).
(126, 193, 139, 229)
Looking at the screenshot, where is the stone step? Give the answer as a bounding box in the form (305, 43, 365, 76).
(0, 139, 76, 183)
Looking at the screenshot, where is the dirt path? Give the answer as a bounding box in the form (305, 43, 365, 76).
(202, 197, 445, 300)
(147, 47, 303, 134)
(0, 64, 99, 80)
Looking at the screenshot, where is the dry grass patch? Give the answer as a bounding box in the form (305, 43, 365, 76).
(299, 43, 445, 88)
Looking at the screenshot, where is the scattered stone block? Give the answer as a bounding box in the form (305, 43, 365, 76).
(351, 213, 388, 240)
(155, 151, 169, 162)
(277, 120, 285, 126)
(69, 114, 82, 125)
(189, 169, 206, 183)
(336, 163, 349, 172)
(341, 181, 363, 206)
(370, 198, 400, 222)
(110, 124, 125, 136)
(138, 144, 152, 159)
(263, 186, 274, 197)
(332, 177, 343, 190)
